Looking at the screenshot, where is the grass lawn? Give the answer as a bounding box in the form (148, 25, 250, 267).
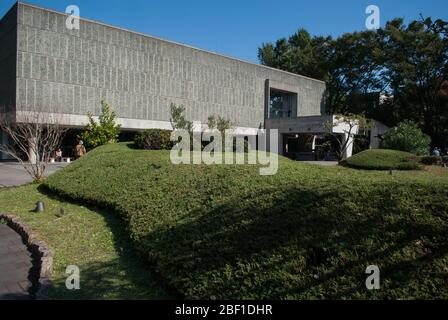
(40, 143, 448, 299)
(0, 184, 172, 300)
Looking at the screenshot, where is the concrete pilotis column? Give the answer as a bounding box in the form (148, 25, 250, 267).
(28, 136, 37, 164)
(343, 133, 354, 159)
(0, 129, 9, 160)
(277, 133, 283, 155)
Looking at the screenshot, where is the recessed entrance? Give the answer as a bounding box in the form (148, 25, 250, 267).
(283, 133, 339, 161)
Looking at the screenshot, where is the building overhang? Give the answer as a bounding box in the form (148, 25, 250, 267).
(265, 115, 360, 135)
(13, 110, 260, 135)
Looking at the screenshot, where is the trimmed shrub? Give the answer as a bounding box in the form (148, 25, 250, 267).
(134, 129, 173, 150)
(43, 143, 448, 299)
(420, 156, 442, 166)
(342, 149, 421, 170)
(382, 121, 431, 156)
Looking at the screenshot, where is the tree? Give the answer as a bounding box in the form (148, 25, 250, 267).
(326, 31, 385, 115)
(258, 29, 384, 115)
(207, 115, 234, 150)
(207, 115, 232, 133)
(170, 103, 193, 132)
(379, 18, 448, 148)
(324, 114, 372, 161)
(0, 110, 66, 183)
(259, 17, 448, 148)
(80, 101, 121, 149)
(382, 120, 431, 156)
(259, 29, 330, 81)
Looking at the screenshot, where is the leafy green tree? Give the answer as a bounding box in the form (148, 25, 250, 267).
(258, 29, 384, 115)
(207, 115, 233, 151)
(327, 31, 385, 115)
(379, 18, 448, 148)
(207, 115, 232, 133)
(258, 17, 448, 148)
(207, 115, 216, 131)
(170, 103, 193, 132)
(169, 103, 196, 151)
(382, 120, 431, 156)
(80, 100, 121, 149)
(259, 29, 329, 81)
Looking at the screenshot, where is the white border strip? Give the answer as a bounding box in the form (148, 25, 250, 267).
(15, 110, 259, 135)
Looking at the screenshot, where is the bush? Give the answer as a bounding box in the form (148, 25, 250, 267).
(420, 156, 442, 166)
(43, 143, 448, 299)
(382, 121, 431, 156)
(200, 135, 252, 153)
(134, 129, 173, 150)
(342, 149, 421, 170)
(80, 101, 121, 149)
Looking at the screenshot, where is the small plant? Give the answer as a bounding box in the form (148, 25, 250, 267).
(134, 129, 173, 150)
(170, 103, 193, 132)
(382, 121, 431, 156)
(206, 115, 235, 151)
(207, 115, 232, 133)
(80, 100, 121, 149)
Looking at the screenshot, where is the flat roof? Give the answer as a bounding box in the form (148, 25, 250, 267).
(13, 1, 325, 84)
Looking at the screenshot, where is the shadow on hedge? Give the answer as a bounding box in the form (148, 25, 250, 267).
(141, 186, 448, 299)
(37, 185, 176, 300)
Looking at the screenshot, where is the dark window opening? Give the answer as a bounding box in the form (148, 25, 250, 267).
(269, 89, 296, 119)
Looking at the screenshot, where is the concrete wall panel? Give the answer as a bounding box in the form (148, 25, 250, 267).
(11, 2, 325, 129)
(0, 4, 17, 114)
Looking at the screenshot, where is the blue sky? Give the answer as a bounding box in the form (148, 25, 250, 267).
(1, 0, 447, 63)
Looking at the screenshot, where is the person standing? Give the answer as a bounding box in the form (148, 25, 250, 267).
(74, 141, 87, 159)
(432, 147, 441, 157)
(55, 148, 62, 162)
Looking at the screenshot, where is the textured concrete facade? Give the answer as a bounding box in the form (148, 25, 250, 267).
(0, 2, 326, 131)
(0, 4, 17, 115)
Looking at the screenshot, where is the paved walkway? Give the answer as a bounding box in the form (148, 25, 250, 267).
(0, 162, 69, 187)
(0, 162, 64, 299)
(0, 224, 35, 300)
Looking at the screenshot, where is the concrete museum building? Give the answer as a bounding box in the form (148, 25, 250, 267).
(0, 2, 382, 161)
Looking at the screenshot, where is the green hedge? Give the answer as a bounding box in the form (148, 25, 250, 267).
(341, 149, 421, 170)
(43, 143, 448, 299)
(134, 129, 173, 150)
